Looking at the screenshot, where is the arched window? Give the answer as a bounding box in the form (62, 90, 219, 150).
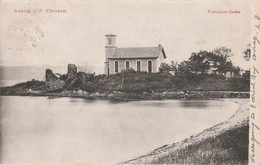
(107, 67, 109, 75)
(115, 61, 118, 73)
(126, 61, 130, 70)
(137, 60, 141, 72)
(148, 60, 152, 73)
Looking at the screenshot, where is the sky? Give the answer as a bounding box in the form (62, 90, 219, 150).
(0, 0, 251, 74)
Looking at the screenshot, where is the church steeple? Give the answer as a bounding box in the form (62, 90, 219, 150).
(105, 34, 116, 47)
(104, 34, 117, 75)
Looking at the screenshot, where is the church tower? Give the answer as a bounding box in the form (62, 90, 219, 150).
(104, 34, 117, 75)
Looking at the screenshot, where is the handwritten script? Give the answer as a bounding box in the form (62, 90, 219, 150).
(250, 15, 260, 164)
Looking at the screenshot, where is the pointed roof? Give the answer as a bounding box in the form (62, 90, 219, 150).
(108, 46, 166, 59)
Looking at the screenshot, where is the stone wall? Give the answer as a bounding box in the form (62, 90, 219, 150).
(45, 69, 65, 92)
(45, 69, 58, 81)
(45, 64, 79, 92)
(67, 64, 77, 79)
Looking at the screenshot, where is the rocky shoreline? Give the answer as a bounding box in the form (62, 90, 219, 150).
(0, 88, 250, 101)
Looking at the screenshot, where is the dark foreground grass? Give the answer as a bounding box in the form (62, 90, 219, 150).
(151, 123, 249, 164)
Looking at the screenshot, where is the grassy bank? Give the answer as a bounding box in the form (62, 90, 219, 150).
(122, 99, 249, 164)
(72, 71, 250, 92)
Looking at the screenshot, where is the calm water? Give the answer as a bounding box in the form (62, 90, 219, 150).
(0, 96, 240, 164)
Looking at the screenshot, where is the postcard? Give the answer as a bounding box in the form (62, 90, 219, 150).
(0, 0, 259, 164)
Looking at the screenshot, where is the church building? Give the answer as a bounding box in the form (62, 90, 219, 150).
(104, 34, 167, 75)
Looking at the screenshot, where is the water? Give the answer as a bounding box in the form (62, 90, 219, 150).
(0, 96, 240, 164)
(0, 65, 67, 87)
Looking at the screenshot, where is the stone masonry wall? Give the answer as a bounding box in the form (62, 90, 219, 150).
(67, 64, 77, 79)
(45, 69, 65, 92)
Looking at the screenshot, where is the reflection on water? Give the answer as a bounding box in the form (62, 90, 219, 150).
(128, 99, 223, 109)
(179, 100, 223, 109)
(0, 96, 241, 164)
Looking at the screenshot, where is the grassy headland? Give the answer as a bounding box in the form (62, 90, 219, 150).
(0, 71, 250, 100)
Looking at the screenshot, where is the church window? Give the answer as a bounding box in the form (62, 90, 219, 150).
(148, 60, 152, 73)
(126, 61, 130, 70)
(137, 60, 141, 72)
(115, 61, 118, 73)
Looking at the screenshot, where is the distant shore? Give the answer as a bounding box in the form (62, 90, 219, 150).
(121, 99, 249, 164)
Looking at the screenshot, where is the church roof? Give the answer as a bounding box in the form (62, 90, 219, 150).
(108, 46, 166, 59)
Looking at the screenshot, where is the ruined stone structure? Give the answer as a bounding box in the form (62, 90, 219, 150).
(45, 69, 66, 92)
(67, 64, 77, 79)
(45, 64, 81, 91)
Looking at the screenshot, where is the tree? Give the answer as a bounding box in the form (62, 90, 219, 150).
(231, 66, 241, 76)
(213, 47, 233, 60)
(78, 64, 93, 74)
(211, 47, 234, 75)
(78, 64, 94, 87)
(159, 63, 172, 73)
(177, 47, 238, 76)
(223, 61, 233, 73)
(170, 61, 178, 73)
(177, 61, 192, 74)
(188, 51, 211, 74)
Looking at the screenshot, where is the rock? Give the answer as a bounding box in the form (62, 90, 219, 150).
(162, 91, 168, 95)
(143, 92, 149, 95)
(113, 91, 122, 95)
(77, 90, 83, 94)
(90, 92, 100, 97)
(108, 93, 115, 98)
